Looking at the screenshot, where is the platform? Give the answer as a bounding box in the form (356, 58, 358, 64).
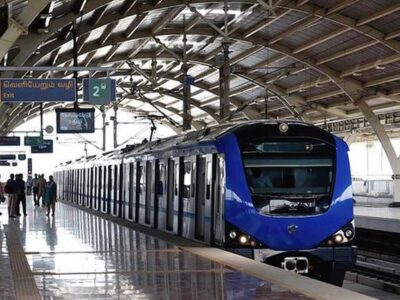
(0, 198, 374, 300)
(354, 204, 400, 234)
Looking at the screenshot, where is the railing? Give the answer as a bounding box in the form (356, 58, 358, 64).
(352, 178, 393, 198)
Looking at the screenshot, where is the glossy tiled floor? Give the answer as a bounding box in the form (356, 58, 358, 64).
(0, 197, 313, 300)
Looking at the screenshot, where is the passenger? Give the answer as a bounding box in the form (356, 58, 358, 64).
(26, 175, 32, 196)
(15, 174, 27, 217)
(38, 174, 46, 207)
(32, 174, 40, 206)
(5, 174, 17, 218)
(44, 176, 57, 217)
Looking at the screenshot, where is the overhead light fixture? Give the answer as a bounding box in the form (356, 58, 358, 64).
(352, 72, 362, 76)
(375, 65, 386, 70)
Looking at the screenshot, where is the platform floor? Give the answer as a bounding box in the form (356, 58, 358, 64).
(0, 198, 320, 300)
(354, 205, 400, 233)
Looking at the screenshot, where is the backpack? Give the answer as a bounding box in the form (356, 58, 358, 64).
(4, 183, 10, 194)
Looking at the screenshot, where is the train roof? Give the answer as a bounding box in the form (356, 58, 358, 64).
(59, 120, 331, 166)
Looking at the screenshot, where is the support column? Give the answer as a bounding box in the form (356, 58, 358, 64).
(113, 104, 118, 149)
(182, 63, 191, 131)
(357, 100, 400, 206)
(101, 106, 106, 151)
(219, 41, 231, 121)
(182, 27, 191, 131)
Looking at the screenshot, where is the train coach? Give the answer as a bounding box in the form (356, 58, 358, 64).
(54, 120, 357, 286)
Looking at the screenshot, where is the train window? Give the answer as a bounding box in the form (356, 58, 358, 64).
(183, 162, 192, 199)
(158, 164, 165, 196)
(206, 161, 211, 199)
(139, 166, 144, 194)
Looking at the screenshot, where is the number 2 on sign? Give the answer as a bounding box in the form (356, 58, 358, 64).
(93, 86, 100, 97)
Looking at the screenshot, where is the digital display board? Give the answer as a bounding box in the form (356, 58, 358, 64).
(24, 136, 43, 146)
(0, 136, 20, 146)
(31, 139, 53, 153)
(56, 108, 95, 133)
(0, 154, 16, 160)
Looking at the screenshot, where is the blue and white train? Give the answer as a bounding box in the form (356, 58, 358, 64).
(54, 120, 356, 286)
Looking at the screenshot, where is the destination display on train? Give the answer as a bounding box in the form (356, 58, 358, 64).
(56, 108, 95, 133)
(0, 79, 76, 102)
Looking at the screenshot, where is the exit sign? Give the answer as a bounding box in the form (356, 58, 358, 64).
(83, 79, 116, 105)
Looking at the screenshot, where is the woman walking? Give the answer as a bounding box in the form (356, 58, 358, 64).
(44, 175, 57, 217)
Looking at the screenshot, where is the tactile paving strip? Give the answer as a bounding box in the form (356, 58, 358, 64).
(4, 225, 41, 300)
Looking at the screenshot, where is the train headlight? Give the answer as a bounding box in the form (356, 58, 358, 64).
(344, 228, 354, 239)
(279, 123, 289, 133)
(326, 220, 355, 245)
(333, 234, 344, 243)
(239, 235, 248, 244)
(229, 231, 237, 239)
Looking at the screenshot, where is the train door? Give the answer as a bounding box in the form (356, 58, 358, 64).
(145, 161, 152, 225)
(97, 167, 102, 211)
(157, 160, 167, 231)
(93, 167, 98, 211)
(137, 162, 144, 223)
(88, 168, 93, 208)
(112, 164, 118, 216)
(166, 158, 174, 231)
(119, 162, 124, 218)
(107, 165, 112, 214)
(76, 169, 80, 205)
(173, 158, 183, 235)
(81, 169, 85, 206)
(213, 154, 225, 246)
(127, 162, 134, 221)
(182, 156, 196, 239)
(203, 155, 214, 244)
(102, 166, 107, 213)
(195, 156, 207, 241)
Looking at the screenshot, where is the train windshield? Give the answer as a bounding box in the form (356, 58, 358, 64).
(242, 139, 335, 216)
(244, 157, 333, 194)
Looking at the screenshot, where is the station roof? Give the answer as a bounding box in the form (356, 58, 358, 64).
(1, 0, 400, 137)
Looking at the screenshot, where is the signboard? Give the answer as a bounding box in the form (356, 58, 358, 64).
(0, 154, 16, 160)
(0, 136, 20, 146)
(83, 78, 116, 105)
(0, 161, 10, 166)
(24, 136, 43, 146)
(56, 108, 95, 133)
(0, 79, 76, 103)
(18, 154, 26, 160)
(31, 139, 53, 153)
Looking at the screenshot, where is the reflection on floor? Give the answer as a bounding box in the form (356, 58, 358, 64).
(0, 197, 312, 299)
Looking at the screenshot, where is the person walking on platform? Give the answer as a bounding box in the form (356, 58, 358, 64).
(5, 174, 17, 218)
(44, 176, 57, 217)
(32, 174, 39, 206)
(38, 174, 46, 207)
(15, 174, 27, 217)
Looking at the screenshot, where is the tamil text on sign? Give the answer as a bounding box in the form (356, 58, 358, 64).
(0, 79, 76, 102)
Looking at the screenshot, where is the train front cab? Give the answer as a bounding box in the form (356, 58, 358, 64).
(219, 122, 357, 286)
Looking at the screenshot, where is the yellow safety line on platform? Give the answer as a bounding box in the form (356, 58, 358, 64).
(4, 225, 41, 300)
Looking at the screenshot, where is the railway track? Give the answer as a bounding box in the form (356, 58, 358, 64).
(348, 229, 400, 294)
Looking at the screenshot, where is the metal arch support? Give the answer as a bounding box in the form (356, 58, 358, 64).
(0, 0, 52, 60)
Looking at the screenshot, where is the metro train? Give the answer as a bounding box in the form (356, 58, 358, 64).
(54, 120, 357, 286)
